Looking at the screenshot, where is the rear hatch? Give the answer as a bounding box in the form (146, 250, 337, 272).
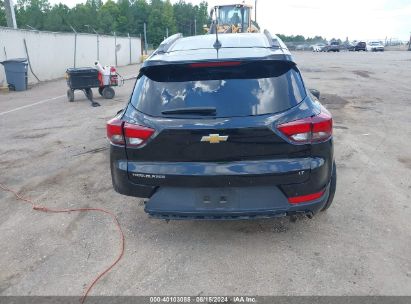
(123, 60, 313, 185)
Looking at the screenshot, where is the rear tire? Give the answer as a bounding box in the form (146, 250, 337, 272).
(102, 87, 115, 99)
(67, 89, 74, 102)
(321, 161, 337, 211)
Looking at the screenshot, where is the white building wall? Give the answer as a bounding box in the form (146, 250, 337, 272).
(0, 27, 142, 85)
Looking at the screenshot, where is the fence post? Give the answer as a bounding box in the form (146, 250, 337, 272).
(114, 32, 117, 66)
(128, 33, 131, 64)
(144, 22, 148, 55)
(97, 33, 99, 61)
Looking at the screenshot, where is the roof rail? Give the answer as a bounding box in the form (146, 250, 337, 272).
(264, 29, 285, 50)
(263, 29, 273, 41)
(155, 33, 183, 54)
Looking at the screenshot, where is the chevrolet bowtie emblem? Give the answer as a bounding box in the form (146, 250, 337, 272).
(201, 134, 228, 144)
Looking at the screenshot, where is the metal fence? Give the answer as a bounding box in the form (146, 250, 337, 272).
(0, 27, 142, 85)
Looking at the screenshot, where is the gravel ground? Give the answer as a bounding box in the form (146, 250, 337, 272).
(0, 51, 410, 297)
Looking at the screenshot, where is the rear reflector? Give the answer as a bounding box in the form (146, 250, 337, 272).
(106, 119, 155, 147)
(277, 112, 332, 144)
(288, 189, 325, 204)
(123, 122, 155, 147)
(189, 61, 242, 68)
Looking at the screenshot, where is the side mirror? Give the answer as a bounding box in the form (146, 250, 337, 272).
(309, 89, 320, 99)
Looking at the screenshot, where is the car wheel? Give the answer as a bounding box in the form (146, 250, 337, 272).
(321, 161, 337, 211)
(102, 87, 115, 99)
(67, 89, 74, 102)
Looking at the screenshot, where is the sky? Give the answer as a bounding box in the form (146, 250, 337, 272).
(46, 0, 411, 41)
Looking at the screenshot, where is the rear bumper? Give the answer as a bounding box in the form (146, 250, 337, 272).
(110, 139, 334, 218)
(144, 184, 330, 220)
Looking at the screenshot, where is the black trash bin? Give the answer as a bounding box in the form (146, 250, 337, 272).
(0, 58, 28, 91)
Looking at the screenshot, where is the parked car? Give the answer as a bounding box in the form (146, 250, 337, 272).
(107, 32, 336, 220)
(311, 43, 326, 52)
(346, 43, 355, 51)
(354, 41, 367, 51)
(367, 41, 384, 52)
(295, 44, 309, 51)
(322, 41, 340, 52)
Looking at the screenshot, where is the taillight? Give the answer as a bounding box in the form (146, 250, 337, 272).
(106, 119, 155, 147)
(277, 112, 332, 144)
(288, 189, 325, 204)
(107, 118, 125, 145)
(311, 113, 333, 142)
(123, 122, 154, 146)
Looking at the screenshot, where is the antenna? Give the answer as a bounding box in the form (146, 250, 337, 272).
(213, 22, 222, 49)
(212, 6, 222, 50)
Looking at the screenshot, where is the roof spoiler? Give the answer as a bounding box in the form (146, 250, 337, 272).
(151, 33, 183, 57)
(139, 59, 296, 82)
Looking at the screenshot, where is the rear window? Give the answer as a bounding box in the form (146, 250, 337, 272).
(131, 62, 306, 118)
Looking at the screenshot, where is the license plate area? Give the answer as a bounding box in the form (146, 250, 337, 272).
(144, 186, 289, 215)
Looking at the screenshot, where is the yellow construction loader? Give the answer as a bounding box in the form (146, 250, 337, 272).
(204, 3, 260, 34)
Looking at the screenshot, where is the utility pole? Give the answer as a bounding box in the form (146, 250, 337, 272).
(166, 27, 169, 38)
(254, 0, 257, 22)
(144, 22, 148, 55)
(194, 18, 197, 35)
(4, 0, 17, 29)
(408, 32, 411, 51)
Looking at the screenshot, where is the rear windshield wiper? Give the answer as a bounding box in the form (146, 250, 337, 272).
(161, 107, 216, 116)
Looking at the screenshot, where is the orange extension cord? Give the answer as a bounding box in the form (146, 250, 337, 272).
(0, 183, 125, 304)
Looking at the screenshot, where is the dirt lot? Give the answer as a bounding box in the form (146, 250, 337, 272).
(0, 51, 410, 297)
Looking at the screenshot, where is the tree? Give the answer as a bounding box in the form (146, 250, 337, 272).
(195, 1, 208, 34)
(147, 0, 175, 46)
(172, 1, 207, 36)
(276, 34, 327, 44)
(173, 0, 194, 36)
(68, 3, 97, 32)
(115, 0, 130, 33)
(0, 0, 7, 26)
(128, 0, 149, 36)
(16, 0, 50, 30)
(43, 3, 70, 31)
(97, 0, 119, 34)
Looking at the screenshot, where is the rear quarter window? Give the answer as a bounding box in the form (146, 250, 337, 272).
(131, 64, 306, 118)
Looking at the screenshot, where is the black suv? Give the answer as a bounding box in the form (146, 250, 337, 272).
(354, 41, 367, 51)
(108, 31, 336, 220)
